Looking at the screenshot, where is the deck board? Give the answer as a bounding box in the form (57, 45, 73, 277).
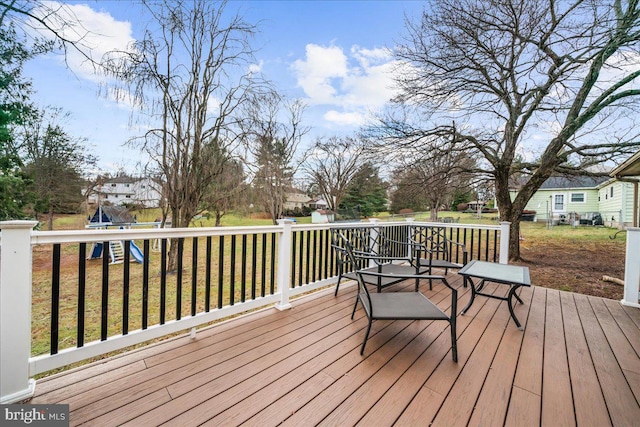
(28, 274, 640, 427)
(541, 289, 575, 427)
(466, 286, 533, 427)
(575, 293, 640, 426)
(560, 291, 612, 427)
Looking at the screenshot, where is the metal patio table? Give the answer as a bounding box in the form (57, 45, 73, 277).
(458, 260, 531, 329)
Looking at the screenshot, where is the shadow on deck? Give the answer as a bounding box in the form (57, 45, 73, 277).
(31, 274, 640, 426)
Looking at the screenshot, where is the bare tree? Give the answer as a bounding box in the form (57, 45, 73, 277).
(391, 145, 476, 220)
(19, 107, 96, 229)
(302, 136, 368, 211)
(1, 0, 98, 66)
(103, 0, 258, 269)
(201, 156, 246, 226)
(241, 92, 309, 224)
(375, 0, 640, 259)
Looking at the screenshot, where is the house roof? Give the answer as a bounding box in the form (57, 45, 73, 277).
(610, 150, 640, 178)
(90, 206, 135, 224)
(539, 176, 609, 190)
(105, 176, 140, 184)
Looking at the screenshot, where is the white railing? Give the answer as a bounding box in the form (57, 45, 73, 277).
(0, 219, 507, 403)
(621, 228, 640, 308)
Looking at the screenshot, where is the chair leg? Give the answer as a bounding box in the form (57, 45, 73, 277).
(450, 319, 458, 362)
(360, 319, 373, 355)
(334, 275, 342, 296)
(351, 295, 360, 319)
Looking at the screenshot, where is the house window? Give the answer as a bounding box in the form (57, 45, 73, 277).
(554, 194, 565, 211)
(125, 184, 130, 187)
(610, 186, 614, 197)
(570, 193, 585, 203)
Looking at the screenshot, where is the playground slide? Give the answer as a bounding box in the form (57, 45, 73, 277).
(129, 241, 144, 263)
(90, 242, 103, 259)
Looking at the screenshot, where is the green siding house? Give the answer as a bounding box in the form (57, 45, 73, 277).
(511, 151, 640, 227)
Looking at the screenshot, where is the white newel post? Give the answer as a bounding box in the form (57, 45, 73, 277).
(499, 222, 511, 264)
(275, 219, 293, 311)
(0, 220, 38, 404)
(621, 227, 640, 308)
(405, 218, 415, 260)
(368, 218, 380, 268)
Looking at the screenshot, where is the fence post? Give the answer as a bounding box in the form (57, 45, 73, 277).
(275, 219, 294, 311)
(368, 218, 380, 268)
(0, 220, 38, 404)
(621, 227, 640, 308)
(405, 218, 415, 260)
(499, 221, 511, 264)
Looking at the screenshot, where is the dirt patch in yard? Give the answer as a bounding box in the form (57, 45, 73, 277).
(515, 232, 626, 300)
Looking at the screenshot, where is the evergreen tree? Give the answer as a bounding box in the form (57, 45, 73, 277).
(341, 163, 388, 217)
(0, 23, 37, 220)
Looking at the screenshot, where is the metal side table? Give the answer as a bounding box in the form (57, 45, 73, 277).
(458, 260, 531, 329)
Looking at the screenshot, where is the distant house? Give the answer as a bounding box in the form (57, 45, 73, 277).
(311, 209, 335, 223)
(610, 150, 640, 227)
(283, 189, 309, 211)
(466, 200, 487, 211)
(512, 152, 640, 227)
(308, 199, 328, 210)
(87, 176, 162, 208)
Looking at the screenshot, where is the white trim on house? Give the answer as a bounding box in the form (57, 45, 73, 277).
(552, 193, 566, 213)
(570, 192, 586, 203)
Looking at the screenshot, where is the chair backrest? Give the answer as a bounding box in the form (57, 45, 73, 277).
(411, 225, 451, 261)
(331, 227, 367, 275)
(331, 229, 373, 299)
(331, 226, 390, 267)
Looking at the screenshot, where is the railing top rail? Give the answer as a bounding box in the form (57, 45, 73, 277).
(409, 221, 502, 231)
(15, 220, 502, 246)
(30, 225, 283, 245)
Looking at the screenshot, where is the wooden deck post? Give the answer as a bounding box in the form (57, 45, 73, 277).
(0, 220, 38, 404)
(621, 227, 640, 308)
(499, 222, 510, 264)
(275, 219, 294, 311)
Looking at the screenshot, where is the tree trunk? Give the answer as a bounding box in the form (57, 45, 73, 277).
(429, 207, 438, 221)
(508, 217, 521, 260)
(167, 206, 193, 272)
(48, 204, 54, 231)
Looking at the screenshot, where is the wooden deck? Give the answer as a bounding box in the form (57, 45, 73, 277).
(31, 274, 640, 426)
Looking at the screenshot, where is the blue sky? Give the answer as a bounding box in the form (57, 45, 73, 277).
(23, 0, 426, 173)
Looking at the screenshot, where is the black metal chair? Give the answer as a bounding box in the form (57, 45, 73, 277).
(333, 230, 458, 361)
(331, 227, 429, 295)
(410, 225, 468, 289)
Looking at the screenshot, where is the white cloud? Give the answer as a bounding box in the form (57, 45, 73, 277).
(249, 60, 264, 75)
(292, 44, 348, 104)
(323, 110, 366, 126)
(292, 44, 400, 127)
(33, 2, 135, 82)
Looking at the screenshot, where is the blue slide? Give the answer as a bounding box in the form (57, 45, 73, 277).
(90, 242, 103, 259)
(129, 241, 144, 263)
